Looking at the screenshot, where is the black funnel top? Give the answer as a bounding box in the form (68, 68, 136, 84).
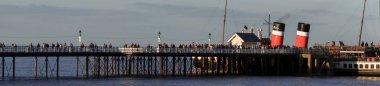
(297, 22, 310, 32)
(273, 22, 285, 31)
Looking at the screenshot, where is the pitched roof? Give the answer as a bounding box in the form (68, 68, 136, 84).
(228, 33, 261, 42)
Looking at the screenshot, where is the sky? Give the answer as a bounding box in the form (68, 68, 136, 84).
(0, 0, 379, 46)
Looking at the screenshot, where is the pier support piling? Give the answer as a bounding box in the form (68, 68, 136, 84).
(2, 56, 4, 80)
(34, 56, 38, 79)
(172, 56, 176, 76)
(45, 56, 48, 79)
(56, 56, 59, 79)
(12, 56, 15, 80)
(85, 56, 89, 79)
(76, 56, 79, 78)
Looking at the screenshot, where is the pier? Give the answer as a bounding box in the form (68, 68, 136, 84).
(0, 45, 333, 80)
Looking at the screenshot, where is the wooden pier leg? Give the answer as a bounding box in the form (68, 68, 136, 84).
(160, 56, 163, 76)
(132, 56, 135, 76)
(34, 56, 38, 79)
(227, 57, 231, 75)
(97, 56, 101, 78)
(183, 56, 187, 76)
(316, 57, 321, 75)
(45, 56, 48, 79)
(165, 57, 169, 76)
(245, 57, 249, 75)
(172, 56, 176, 76)
(251, 57, 255, 74)
(128, 56, 132, 76)
(12, 56, 15, 80)
(177, 56, 180, 75)
(236, 57, 239, 74)
(250, 57, 254, 74)
(189, 56, 192, 76)
(206, 57, 209, 75)
(106, 56, 109, 77)
(276, 57, 280, 75)
(149, 56, 154, 75)
(201, 57, 204, 75)
(140, 56, 143, 76)
(197, 57, 200, 75)
(124, 56, 127, 76)
(222, 56, 226, 75)
(217, 57, 220, 75)
(76, 56, 79, 78)
(242, 56, 245, 74)
(103, 56, 106, 77)
(85, 56, 89, 79)
(110, 56, 114, 76)
(125, 56, 128, 76)
(150, 56, 152, 76)
(117, 56, 120, 76)
(260, 57, 264, 75)
(154, 56, 157, 76)
(142, 56, 145, 76)
(148, 56, 151, 76)
(92, 57, 96, 77)
(290, 57, 295, 75)
(56, 56, 59, 79)
(2, 56, 4, 80)
(120, 56, 123, 76)
(137, 56, 140, 76)
(233, 56, 237, 75)
(211, 57, 214, 75)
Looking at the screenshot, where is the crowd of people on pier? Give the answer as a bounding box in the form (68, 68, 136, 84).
(0, 42, 5, 48)
(0, 42, 298, 50)
(0, 41, 307, 53)
(157, 43, 292, 49)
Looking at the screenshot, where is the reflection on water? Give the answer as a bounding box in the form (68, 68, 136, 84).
(1, 57, 380, 86)
(356, 76, 380, 81)
(1, 76, 380, 86)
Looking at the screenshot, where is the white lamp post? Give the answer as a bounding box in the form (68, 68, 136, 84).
(158, 32, 161, 44)
(79, 30, 82, 45)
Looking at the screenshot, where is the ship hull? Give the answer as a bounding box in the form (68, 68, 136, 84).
(334, 61, 380, 76)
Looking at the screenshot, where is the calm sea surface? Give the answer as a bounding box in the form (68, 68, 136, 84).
(1, 76, 380, 86)
(0, 58, 380, 86)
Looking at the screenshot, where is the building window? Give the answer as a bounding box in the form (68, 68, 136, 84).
(377, 64, 380, 69)
(354, 64, 358, 69)
(371, 64, 375, 69)
(349, 64, 352, 69)
(360, 64, 363, 69)
(365, 64, 369, 69)
(343, 64, 347, 68)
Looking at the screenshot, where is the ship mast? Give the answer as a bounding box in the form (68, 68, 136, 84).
(268, 11, 271, 39)
(358, 0, 367, 46)
(221, 0, 228, 44)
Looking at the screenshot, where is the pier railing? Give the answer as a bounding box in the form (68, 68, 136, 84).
(0, 46, 310, 54)
(119, 48, 298, 54)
